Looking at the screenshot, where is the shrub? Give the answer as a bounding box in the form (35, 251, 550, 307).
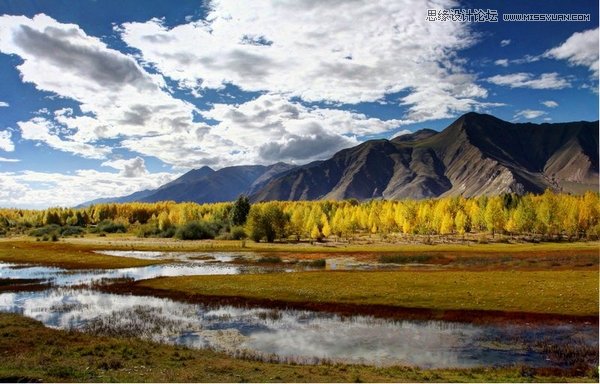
(94, 220, 126, 234)
(29, 224, 60, 237)
(174, 221, 216, 240)
(230, 226, 247, 240)
(60, 226, 84, 237)
(159, 226, 177, 238)
(136, 223, 160, 238)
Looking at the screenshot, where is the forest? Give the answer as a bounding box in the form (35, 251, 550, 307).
(0, 190, 598, 242)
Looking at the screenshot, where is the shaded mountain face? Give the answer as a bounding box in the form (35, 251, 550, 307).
(81, 112, 598, 207)
(251, 112, 598, 201)
(80, 163, 296, 206)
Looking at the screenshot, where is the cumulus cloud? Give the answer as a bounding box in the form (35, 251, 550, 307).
(257, 124, 355, 163)
(0, 14, 207, 163)
(0, 13, 417, 169)
(101, 156, 148, 177)
(514, 109, 546, 120)
(541, 100, 558, 108)
(0, 101, 8, 107)
(17, 117, 110, 159)
(201, 94, 407, 164)
(500, 39, 511, 47)
(120, 0, 490, 121)
(0, 130, 15, 152)
(545, 28, 599, 76)
(486, 72, 570, 90)
(0, 169, 176, 208)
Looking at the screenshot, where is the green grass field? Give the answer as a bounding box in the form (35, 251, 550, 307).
(135, 270, 599, 317)
(0, 313, 594, 383)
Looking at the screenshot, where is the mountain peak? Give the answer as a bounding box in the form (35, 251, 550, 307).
(391, 128, 438, 144)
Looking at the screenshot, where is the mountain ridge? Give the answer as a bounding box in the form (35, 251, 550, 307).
(79, 112, 599, 206)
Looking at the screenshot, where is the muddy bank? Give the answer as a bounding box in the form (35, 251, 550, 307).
(0, 278, 50, 292)
(102, 281, 599, 326)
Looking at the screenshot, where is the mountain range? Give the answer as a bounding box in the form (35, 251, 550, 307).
(81, 112, 599, 206)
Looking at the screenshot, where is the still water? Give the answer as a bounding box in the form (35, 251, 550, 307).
(0, 252, 597, 368)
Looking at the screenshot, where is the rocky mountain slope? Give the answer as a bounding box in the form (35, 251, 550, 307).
(82, 112, 598, 205)
(251, 112, 598, 201)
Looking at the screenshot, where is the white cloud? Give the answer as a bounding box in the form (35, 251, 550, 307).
(0, 130, 14, 152)
(541, 100, 558, 108)
(199, 94, 403, 165)
(17, 117, 110, 159)
(494, 59, 509, 67)
(500, 39, 511, 47)
(0, 14, 210, 164)
(390, 129, 413, 139)
(0, 101, 8, 107)
(0, 169, 177, 208)
(486, 72, 570, 90)
(514, 109, 546, 120)
(0, 13, 421, 168)
(545, 28, 599, 76)
(0, 157, 19, 162)
(101, 156, 148, 177)
(120, 0, 490, 121)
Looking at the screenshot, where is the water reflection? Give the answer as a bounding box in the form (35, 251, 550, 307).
(95, 250, 241, 263)
(0, 251, 598, 369)
(0, 288, 596, 368)
(0, 260, 240, 286)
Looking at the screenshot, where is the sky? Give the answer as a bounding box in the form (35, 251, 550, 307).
(0, 0, 598, 208)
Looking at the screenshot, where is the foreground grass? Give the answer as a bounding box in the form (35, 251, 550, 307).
(136, 270, 599, 317)
(0, 239, 165, 269)
(0, 313, 594, 383)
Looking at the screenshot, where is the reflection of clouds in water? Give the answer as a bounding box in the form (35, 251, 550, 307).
(0, 263, 66, 280)
(0, 261, 240, 286)
(1, 253, 598, 369)
(0, 289, 479, 366)
(95, 250, 242, 263)
(2, 288, 594, 368)
(241, 314, 475, 367)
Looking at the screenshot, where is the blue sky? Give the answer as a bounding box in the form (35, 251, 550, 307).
(0, 0, 598, 208)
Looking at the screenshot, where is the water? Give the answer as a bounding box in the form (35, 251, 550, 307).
(0, 259, 241, 286)
(0, 252, 597, 369)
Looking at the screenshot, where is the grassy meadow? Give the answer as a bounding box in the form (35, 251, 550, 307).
(125, 270, 599, 317)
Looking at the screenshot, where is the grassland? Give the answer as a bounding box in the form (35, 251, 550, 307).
(61, 234, 600, 254)
(128, 270, 599, 318)
(0, 313, 595, 383)
(0, 238, 166, 269)
(2, 235, 598, 269)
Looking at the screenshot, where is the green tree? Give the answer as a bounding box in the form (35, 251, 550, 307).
(230, 195, 251, 226)
(246, 203, 289, 243)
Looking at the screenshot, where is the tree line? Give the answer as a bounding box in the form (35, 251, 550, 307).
(0, 191, 598, 242)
